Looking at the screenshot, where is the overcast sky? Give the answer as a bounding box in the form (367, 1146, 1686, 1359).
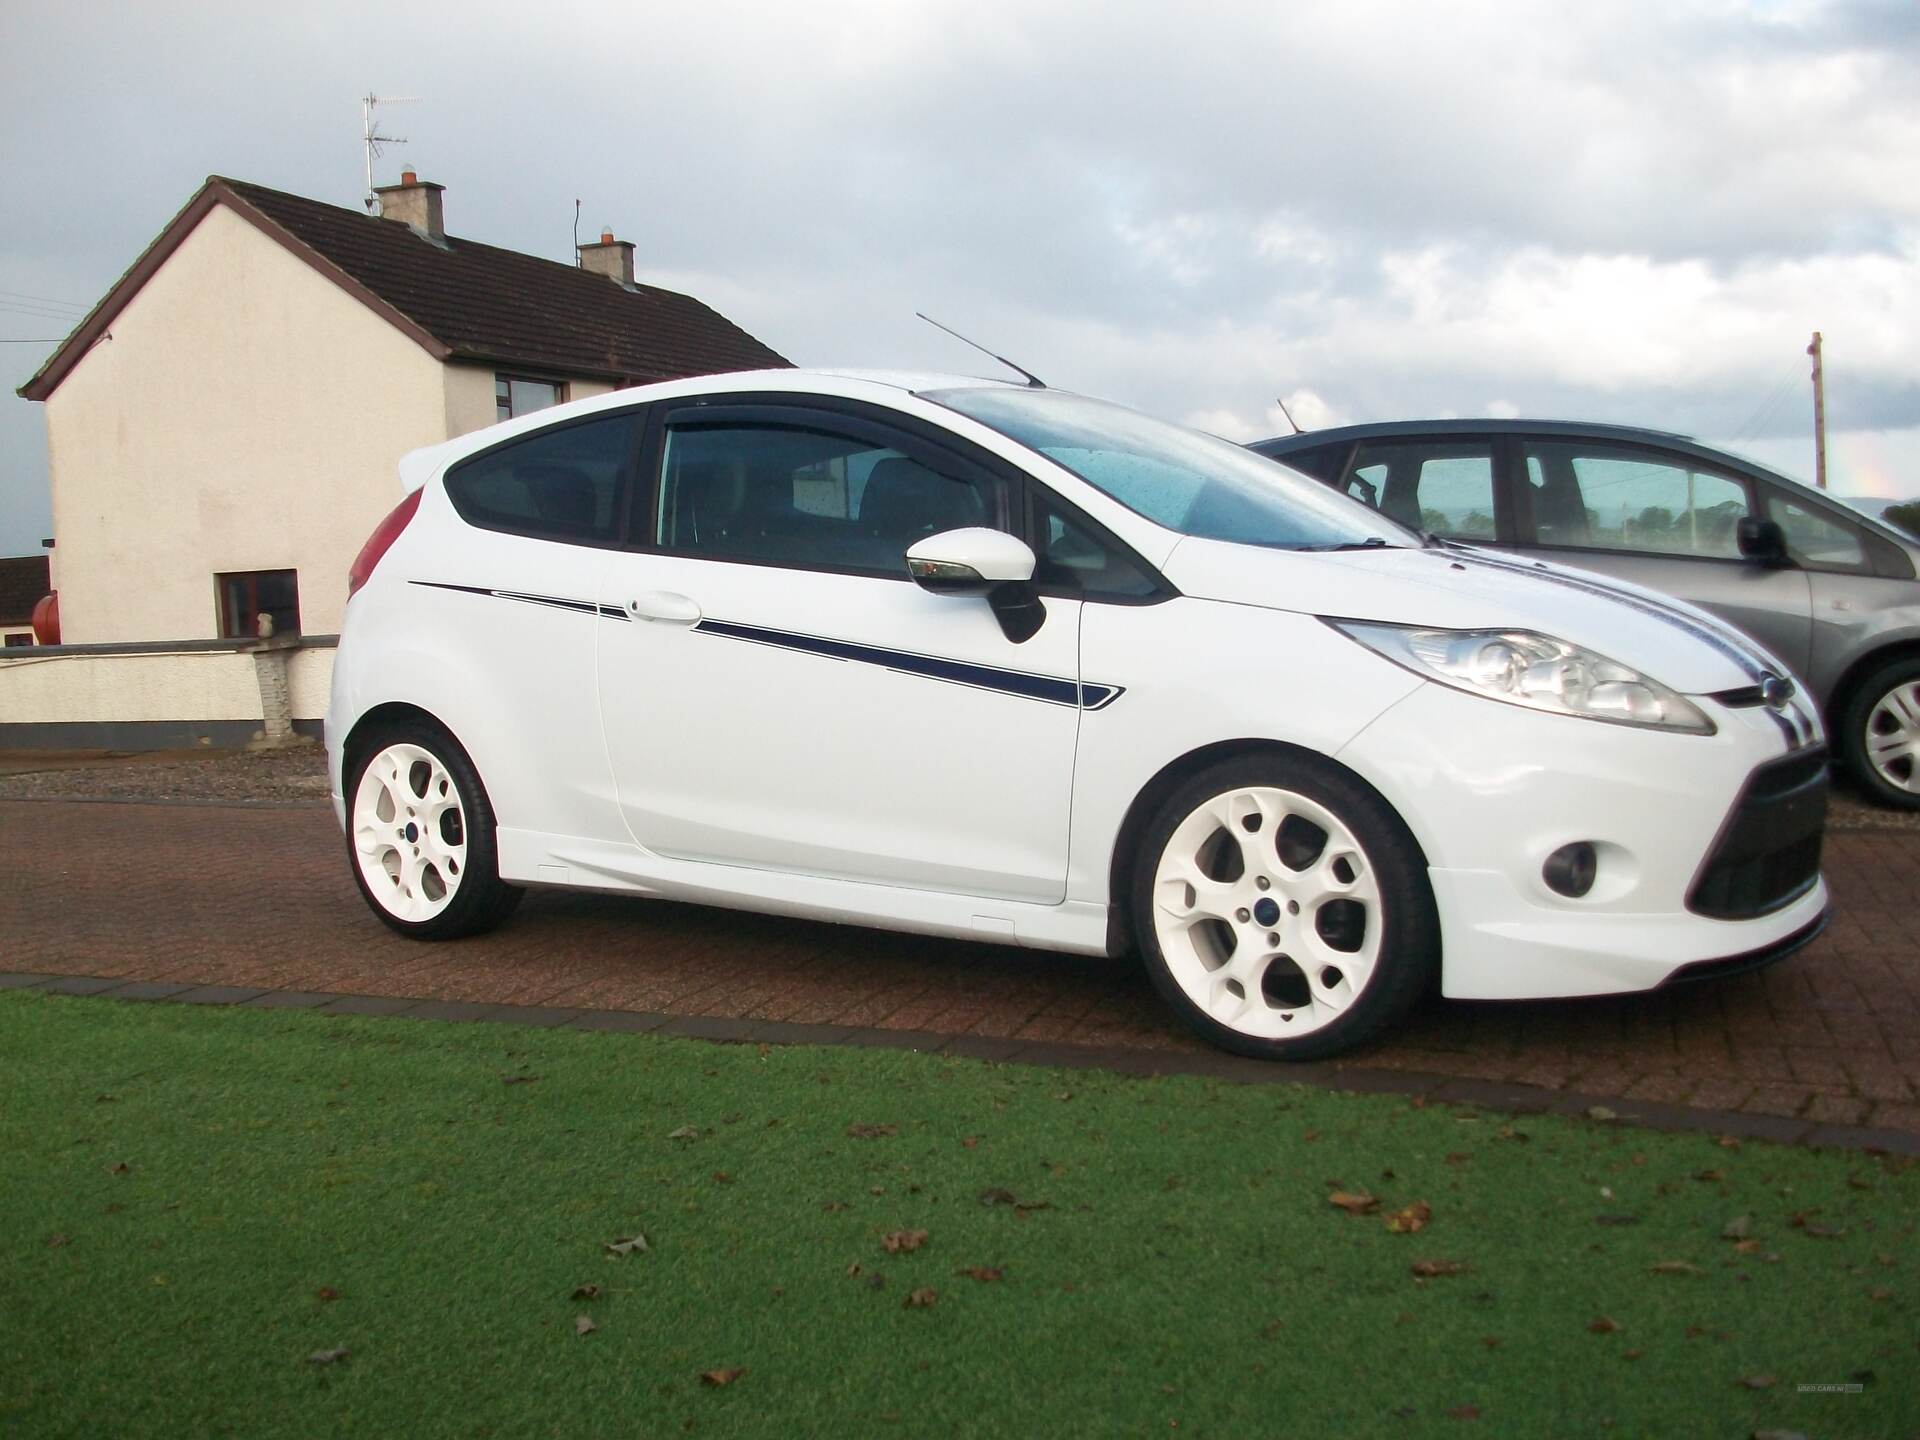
(2, 0, 1916, 556)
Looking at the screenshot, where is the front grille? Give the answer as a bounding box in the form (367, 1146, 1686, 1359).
(1687, 749, 1828, 920)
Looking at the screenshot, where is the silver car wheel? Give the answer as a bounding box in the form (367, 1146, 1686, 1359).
(1150, 785, 1383, 1040)
(1865, 678, 1920, 795)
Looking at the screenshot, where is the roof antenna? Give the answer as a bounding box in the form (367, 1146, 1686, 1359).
(916, 312, 1046, 388)
(1275, 395, 1304, 434)
(572, 199, 582, 266)
(361, 92, 418, 210)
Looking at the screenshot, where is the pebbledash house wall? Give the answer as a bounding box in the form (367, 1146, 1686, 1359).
(3, 203, 611, 748)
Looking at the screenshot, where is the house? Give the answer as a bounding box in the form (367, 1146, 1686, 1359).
(0, 555, 49, 646)
(3, 172, 786, 748)
(18, 171, 787, 645)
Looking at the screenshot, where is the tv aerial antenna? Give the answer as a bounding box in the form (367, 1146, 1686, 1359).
(361, 92, 419, 209)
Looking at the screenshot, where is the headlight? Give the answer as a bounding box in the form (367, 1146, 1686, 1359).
(1329, 621, 1715, 735)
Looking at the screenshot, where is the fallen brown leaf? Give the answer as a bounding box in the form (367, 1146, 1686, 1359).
(1869, 1286, 1894, 1302)
(700, 1367, 747, 1387)
(1649, 1260, 1702, 1276)
(604, 1234, 649, 1257)
(822, 1201, 851, 1213)
(978, 1187, 1018, 1207)
(667, 1125, 700, 1140)
(1733, 1238, 1764, 1254)
(846, 1123, 898, 1139)
(316, 1286, 339, 1302)
(1693, 1168, 1725, 1183)
(502, 1073, 540, 1086)
(1385, 1201, 1432, 1234)
(570, 1284, 600, 1301)
(956, 1266, 1003, 1282)
(1588, 1317, 1618, 1335)
(45, 1234, 69, 1249)
(307, 1346, 349, 1366)
(1411, 1259, 1470, 1278)
(107, 1162, 130, 1175)
(961, 1136, 981, 1149)
(712, 1171, 734, 1185)
(904, 1287, 938, 1308)
(1721, 1216, 1753, 1240)
(1586, 1106, 1619, 1121)
(1445, 1152, 1471, 1167)
(1445, 1403, 1481, 1421)
(1328, 1191, 1380, 1216)
(845, 1263, 863, 1277)
(574, 1315, 597, 1337)
(881, 1229, 928, 1255)
(1736, 1373, 1777, 1390)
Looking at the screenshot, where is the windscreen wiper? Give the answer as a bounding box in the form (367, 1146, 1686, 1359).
(1295, 537, 1398, 552)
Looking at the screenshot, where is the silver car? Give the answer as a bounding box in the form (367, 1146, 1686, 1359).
(1252, 420, 1920, 808)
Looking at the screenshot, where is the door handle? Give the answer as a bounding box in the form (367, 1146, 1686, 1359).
(628, 591, 702, 624)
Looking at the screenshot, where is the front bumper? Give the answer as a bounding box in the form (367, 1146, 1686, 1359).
(1338, 680, 1832, 1000)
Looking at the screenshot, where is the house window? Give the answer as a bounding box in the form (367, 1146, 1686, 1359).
(496, 375, 566, 422)
(216, 569, 300, 639)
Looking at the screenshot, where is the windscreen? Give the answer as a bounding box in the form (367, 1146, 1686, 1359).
(923, 387, 1417, 551)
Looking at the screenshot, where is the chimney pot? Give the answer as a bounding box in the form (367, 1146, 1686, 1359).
(372, 172, 447, 243)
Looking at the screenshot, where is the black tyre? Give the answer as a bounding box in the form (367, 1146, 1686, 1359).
(343, 718, 524, 939)
(1835, 656, 1920, 810)
(1128, 753, 1439, 1060)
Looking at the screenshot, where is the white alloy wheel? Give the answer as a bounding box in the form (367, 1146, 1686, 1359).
(1864, 678, 1920, 795)
(1150, 785, 1383, 1040)
(352, 741, 469, 923)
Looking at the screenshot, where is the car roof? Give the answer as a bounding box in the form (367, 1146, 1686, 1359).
(1254, 417, 1700, 450)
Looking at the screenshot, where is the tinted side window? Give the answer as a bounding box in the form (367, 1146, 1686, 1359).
(1766, 493, 1867, 572)
(1521, 442, 1749, 557)
(1033, 495, 1160, 600)
(656, 423, 1001, 575)
(446, 412, 637, 544)
(1346, 441, 1498, 539)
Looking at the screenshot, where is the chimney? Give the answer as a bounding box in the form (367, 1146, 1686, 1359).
(373, 169, 446, 242)
(578, 226, 636, 287)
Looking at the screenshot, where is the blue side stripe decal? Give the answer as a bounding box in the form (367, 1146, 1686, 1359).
(694, 617, 1123, 711)
(412, 580, 629, 621)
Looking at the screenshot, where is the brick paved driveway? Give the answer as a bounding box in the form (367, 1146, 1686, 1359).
(5, 798, 1918, 1135)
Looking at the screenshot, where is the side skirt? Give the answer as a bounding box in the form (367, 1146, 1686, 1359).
(494, 828, 1114, 957)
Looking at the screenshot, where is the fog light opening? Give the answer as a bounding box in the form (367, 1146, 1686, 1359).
(1544, 842, 1598, 898)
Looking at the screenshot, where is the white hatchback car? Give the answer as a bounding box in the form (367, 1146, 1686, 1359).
(327, 370, 1831, 1059)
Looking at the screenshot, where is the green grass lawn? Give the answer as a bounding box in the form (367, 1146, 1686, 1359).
(1, 991, 1914, 1439)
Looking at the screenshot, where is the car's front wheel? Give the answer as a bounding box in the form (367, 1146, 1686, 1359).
(345, 720, 523, 939)
(1837, 656, 1920, 810)
(1130, 754, 1439, 1060)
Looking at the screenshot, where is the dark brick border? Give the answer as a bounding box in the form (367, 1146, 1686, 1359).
(10, 972, 1917, 1158)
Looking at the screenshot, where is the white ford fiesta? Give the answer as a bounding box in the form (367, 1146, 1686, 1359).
(326, 369, 1831, 1059)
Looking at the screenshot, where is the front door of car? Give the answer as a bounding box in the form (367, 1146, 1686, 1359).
(595, 400, 1082, 904)
(1505, 437, 1814, 678)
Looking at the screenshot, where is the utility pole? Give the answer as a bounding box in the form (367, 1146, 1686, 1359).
(1807, 330, 1827, 490)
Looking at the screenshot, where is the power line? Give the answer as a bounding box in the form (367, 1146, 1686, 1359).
(0, 337, 64, 343)
(0, 288, 86, 312)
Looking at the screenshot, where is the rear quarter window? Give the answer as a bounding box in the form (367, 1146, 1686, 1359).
(444, 411, 640, 545)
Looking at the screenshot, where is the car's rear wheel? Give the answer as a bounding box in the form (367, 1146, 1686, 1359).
(345, 720, 522, 939)
(1129, 755, 1438, 1060)
(1837, 657, 1920, 810)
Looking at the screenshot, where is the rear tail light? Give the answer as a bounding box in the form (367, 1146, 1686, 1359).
(347, 489, 423, 599)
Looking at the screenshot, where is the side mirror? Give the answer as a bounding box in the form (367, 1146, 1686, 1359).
(1736, 517, 1792, 568)
(905, 528, 1037, 593)
(905, 528, 1045, 643)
